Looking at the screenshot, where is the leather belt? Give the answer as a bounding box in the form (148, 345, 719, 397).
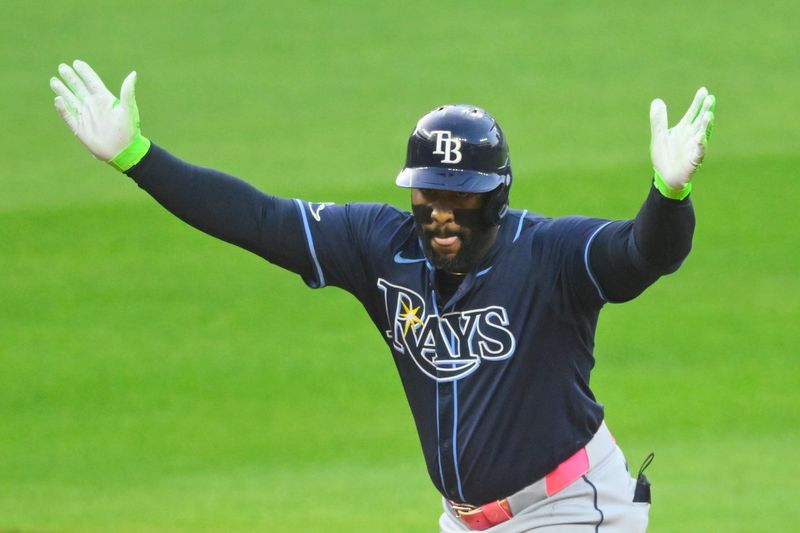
(449, 499, 513, 531)
(449, 421, 616, 531)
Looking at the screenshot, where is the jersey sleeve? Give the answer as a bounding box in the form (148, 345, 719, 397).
(586, 184, 695, 303)
(535, 216, 614, 311)
(291, 201, 403, 298)
(125, 143, 399, 298)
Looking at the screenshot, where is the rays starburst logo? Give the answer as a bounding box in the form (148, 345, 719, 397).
(378, 278, 516, 382)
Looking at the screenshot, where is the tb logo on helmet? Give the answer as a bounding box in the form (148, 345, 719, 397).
(431, 130, 462, 164)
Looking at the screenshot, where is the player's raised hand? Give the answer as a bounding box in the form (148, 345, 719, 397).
(50, 60, 150, 171)
(649, 87, 716, 199)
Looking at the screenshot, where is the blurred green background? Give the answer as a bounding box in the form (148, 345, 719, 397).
(2, 1, 798, 531)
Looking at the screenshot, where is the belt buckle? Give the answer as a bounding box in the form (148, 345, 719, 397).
(450, 501, 479, 516)
(450, 499, 513, 530)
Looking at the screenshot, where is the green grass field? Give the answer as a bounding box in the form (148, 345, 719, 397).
(2, 1, 799, 531)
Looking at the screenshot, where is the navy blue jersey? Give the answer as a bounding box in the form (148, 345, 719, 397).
(127, 144, 694, 506)
(286, 201, 611, 504)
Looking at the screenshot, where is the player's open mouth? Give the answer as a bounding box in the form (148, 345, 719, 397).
(432, 235, 460, 253)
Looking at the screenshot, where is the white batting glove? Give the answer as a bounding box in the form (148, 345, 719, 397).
(649, 87, 716, 200)
(50, 60, 150, 171)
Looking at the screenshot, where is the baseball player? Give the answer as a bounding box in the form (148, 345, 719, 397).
(50, 60, 715, 532)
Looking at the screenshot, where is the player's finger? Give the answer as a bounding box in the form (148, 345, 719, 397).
(705, 93, 716, 114)
(73, 59, 109, 96)
(705, 110, 715, 142)
(691, 131, 706, 167)
(699, 110, 714, 145)
(58, 62, 90, 102)
(50, 76, 81, 113)
(680, 87, 708, 126)
(119, 71, 138, 113)
(649, 98, 668, 144)
(688, 95, 715, 142)
(54, 96, 79, 133)
(696, 94, 715, 133)
(693, 94, 715, 126)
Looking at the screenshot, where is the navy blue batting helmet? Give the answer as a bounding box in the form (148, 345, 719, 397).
(396, 104, 512, 224)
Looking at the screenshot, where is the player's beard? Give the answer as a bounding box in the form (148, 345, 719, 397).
(414, 208, 497, 274)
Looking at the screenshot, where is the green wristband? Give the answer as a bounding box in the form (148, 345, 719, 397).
(108, 134, 151, 172)
(653, 169, 692, 200)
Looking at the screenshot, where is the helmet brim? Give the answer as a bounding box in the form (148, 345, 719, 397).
(396, 167, 508, 193)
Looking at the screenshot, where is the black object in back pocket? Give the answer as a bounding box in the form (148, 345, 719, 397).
(633, 452, 654, 504)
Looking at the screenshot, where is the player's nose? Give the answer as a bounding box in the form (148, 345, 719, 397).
(430, 203, 455, 224)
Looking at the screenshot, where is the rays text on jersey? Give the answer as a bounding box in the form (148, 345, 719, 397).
(378, 278, 516, 382)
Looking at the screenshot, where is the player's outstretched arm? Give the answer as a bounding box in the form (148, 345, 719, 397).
(589, 88, 716, 302)
(50, 60, 305, 262)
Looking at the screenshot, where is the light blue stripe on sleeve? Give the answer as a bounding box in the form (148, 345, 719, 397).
(513, 210, 528, 243)
(293, 199, 326, 288)
(583, 221, 614, 302)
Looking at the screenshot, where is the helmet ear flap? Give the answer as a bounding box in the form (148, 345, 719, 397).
(482, 182, 510, 226)
(481, 174, 512, 226)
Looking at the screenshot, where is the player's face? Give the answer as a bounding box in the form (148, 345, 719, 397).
(411, 188, 498, 274)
